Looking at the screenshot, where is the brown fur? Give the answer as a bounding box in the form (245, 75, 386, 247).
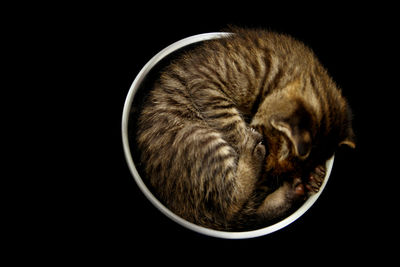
(136, 28, 355, 231)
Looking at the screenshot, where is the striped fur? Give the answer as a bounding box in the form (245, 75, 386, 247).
(136, 28, 355, 231)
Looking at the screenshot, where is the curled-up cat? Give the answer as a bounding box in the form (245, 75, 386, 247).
(136, 27, 355, 231)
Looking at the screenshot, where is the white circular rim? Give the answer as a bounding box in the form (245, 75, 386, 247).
(121, 32, 334, 239)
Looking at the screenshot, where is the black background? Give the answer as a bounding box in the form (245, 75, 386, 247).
(16, 2, 397, 263)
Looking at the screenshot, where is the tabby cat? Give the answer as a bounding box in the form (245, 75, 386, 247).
(136, 28, 355, 231)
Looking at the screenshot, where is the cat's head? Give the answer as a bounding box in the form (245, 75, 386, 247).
(251, 86, 355, 177)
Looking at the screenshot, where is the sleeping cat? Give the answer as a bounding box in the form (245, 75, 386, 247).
(136, 28, 355, 231)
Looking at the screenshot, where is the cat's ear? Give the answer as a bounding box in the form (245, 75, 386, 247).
(339, 128, 356, 149)
(339, 105, 356, 149)
(270, 117, 312, 159)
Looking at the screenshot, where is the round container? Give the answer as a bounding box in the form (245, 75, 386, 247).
(121, 32, 334, 239)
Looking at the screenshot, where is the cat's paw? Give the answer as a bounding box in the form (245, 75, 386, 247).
(293, 177, 306, 197)
(241, 127, 266, 171)
(247, 127, 266, 161)
(278, 178, 306, 205)
(305, 165, 326, 196)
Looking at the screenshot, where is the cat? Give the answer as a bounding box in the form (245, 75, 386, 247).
(135, 27, 355, 231)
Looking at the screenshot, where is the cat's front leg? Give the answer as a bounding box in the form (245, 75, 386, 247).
(256, 164, 326, 221)
(228, 127, 266, 218)
(255, 177, 306, 221)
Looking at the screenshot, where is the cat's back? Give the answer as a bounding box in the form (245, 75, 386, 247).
(153, 29, 314, 117)
(137, 29, 321, 148)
